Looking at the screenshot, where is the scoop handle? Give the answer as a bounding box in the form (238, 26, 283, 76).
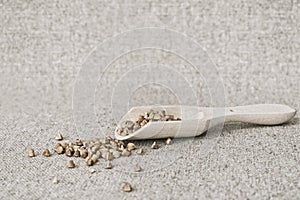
(222, 104, 296, 125)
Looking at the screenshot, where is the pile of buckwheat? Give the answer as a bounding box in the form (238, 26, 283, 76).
(27, 109, 177, 192)
(116, 109, 181, 136)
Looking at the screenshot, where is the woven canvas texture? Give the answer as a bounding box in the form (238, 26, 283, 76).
(1, 0, 299, 199)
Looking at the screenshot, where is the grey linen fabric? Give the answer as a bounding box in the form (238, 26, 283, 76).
(0, 0, 299, 199)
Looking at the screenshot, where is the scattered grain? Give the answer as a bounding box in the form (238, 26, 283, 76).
(136, 148, 144, 155)
(140, 119, 148, 127)
(81, 149, 88, 158)
(75, 139, 83, 146)
(52, 176, 58, 184)
(54, 144, 64, 154)
(28, 148, 35, 157)
(43, 149, 51, 157)
(151, 141, 158, 149)
(68, 160, 75, 168)
(61, 142, 68, 149)
(65, 147, 73, 157)
(166, 138, 172, 145)
(122, 182, 132, 192)
(134, 164, 142, 172)
(127, 143, 136, 151)
(73, 149, 80, 157)
(55, 133, 63, 141)
(104, 152, 113, 161)
(104, 161, 113, 169)
(121, 149, 131, 157)
(86, 158, 94, 166)
(91, 154, 99, 163)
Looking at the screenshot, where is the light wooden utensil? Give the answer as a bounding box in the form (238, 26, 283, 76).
(114, 104, 296, 140)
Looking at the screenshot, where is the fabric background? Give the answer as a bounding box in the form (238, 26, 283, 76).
(1, 0, 299, 199)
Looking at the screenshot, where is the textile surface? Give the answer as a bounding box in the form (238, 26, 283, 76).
(1, 0, 299, 199)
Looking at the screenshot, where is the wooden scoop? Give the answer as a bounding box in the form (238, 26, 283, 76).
(114, 104, 296, 140)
